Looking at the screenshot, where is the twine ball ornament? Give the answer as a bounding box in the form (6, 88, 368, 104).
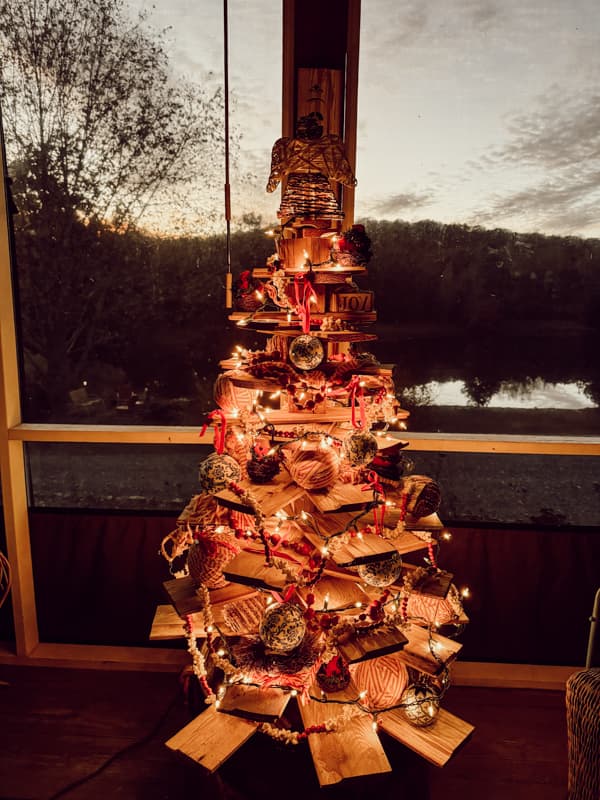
(198, 452, 242, 494)
(247, 452, 281, 484)
(343, 429, 379, 467)
(358, 552, 403, 587)
(350, 655, 409, 710)
(259, 602, 307, 653)
(286, 441, 340, 490)
(401, 684, 441, 727)
(213, 371, 255, 414)
(289, 334, 325, 371)
(316, 654, 351, 693)
(402, 475, 442, 518)
(406, 592, 458, 626)
(187, 528, 240, 589)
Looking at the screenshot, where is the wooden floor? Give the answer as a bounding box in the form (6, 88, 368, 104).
(0, 665, 568, 800)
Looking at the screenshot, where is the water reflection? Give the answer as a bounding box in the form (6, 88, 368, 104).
(408, 379, 597, 410)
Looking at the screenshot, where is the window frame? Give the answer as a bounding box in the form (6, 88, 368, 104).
(0, 0, 598, 683)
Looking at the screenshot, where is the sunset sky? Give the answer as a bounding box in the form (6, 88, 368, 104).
(135, 0, 600, 238)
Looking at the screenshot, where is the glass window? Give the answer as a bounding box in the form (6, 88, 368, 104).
(0, 0, 281, 424)
(357, 0, 600, 435)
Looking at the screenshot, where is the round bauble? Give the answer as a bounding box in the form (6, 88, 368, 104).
(403, 475, 442, 518)
(401, 684, 440, 727)
(286, 443, 340, 490)
(316, 655, 351, 693)
(213, 370, 256, 414)
(187, 528, 240, 589)
(198, 452, 242, 494)
(259, 602, 306, 653)
(350, 655, 409, 710)
(357, 552, 403, 587)
(343, 429, 379, 467)
(289, 334, 325, 371)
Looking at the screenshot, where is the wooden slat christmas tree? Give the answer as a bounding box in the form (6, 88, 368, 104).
(157, 75, 473, 785)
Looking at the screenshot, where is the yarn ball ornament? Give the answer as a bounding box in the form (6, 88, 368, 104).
(350, 655, 409, 710)
(186, 528, 240, 589)
(198, 452, 242, 494)
(316, 654, 351, 693)
(289, 334, 325, 371)
(402, 475, 442, 518)
(343, 429, 379, 467)
(286, 442, 340, 490)
(259, 602, 307, 653)
(401, 684, 441, 727)
(213, 371, 256, 414)
(358, 552, 403, 587)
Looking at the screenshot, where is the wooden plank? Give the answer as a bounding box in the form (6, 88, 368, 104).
(165, 704, 256, 772)
(379, 706, 474, 767)
(229, 310, 377, 324)
(256, 329, 378, 342)
(150, 593, 262, 639)
(303, 528, 399, 567)
(397, 624, 462, 676)
(299, 683, 392, 786)
(162, 576, 258, 618)
(218, 684, 290, 722)
(337, 627, 409, 664)
(297, 576, 369, 611)
(310, 482, 372, 513)
(222, 550, 290, 591)
(214, 473, 307, 517)
(385, 531, 431, 556)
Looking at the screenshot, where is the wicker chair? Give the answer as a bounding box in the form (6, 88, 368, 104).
(566, 589, 600, 800)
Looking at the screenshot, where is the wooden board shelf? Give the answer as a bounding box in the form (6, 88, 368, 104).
(298, 682, 392, 786)
(218, 684, 290, 722)
(337, 627, 409, 664)
(162, 577, 257, 619)
(165, 705, 256, 773)
(379, 706, 474, 767)
(396, 623, 462, 676)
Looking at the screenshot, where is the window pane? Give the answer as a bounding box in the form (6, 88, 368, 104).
(1, 0, 281, 424)
(357, 0, 600, 435)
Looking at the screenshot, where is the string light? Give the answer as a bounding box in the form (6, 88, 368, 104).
(461, 587, 471, 599)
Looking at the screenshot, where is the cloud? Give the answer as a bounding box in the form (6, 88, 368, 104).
(468, 84, 600, 235)
(371, 190, 435, 217)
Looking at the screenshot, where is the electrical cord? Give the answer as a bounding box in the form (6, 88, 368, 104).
(46, 690, 181, 800)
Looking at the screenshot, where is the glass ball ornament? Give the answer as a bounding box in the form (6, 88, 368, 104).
(343, 429, 379, 467)
(259, 602, 306, 653)
(288, 334, 325, 371)
(198, 452, 242, 495)
(358, 552, 403, 587)
(401, 683, 441, 727)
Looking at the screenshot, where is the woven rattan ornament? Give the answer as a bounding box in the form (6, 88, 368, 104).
(358, 552, 403, 587)
(401, 684, 441, 727)
(214, 370, 255, 414)
(187, 527, 240, 589)
(198, 410, 242, 494)
(350, 655, 409, 710)
(286, 440, 340, 491)
(259, 602, 307, 653)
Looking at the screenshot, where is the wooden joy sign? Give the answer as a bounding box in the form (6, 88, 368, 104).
(330, 291, 374, 313)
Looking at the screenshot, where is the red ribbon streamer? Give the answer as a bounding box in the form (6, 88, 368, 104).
(361, 470, 386, 533)
(294, 273, 316, 334)
(349, 376, 367, 430)
(200, 409, 227, 454)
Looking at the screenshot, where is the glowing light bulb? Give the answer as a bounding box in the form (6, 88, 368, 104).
(461, 587, 471, 599)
